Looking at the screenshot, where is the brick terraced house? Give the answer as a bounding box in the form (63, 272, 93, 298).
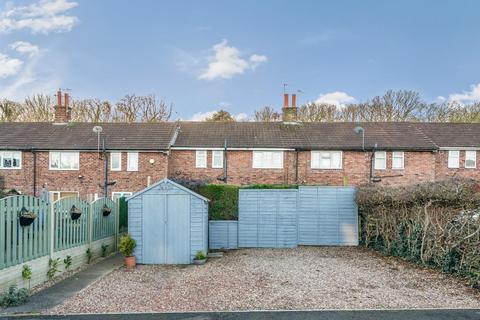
(1, 93, 480, 200)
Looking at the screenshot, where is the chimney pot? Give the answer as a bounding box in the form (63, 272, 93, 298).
(64, 92, 69, 108)
(292, 94, 297, 108)
(283, 93, 289, 108)
(54, 89, 71, 123)
(57, 90, 62, 107)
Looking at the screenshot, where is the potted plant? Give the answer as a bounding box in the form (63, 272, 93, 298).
(193, 250, 207, 265)
(70, 205, 82, 220)
(119, 234, 136, 268)
(102, 204, 112, 217)
(18, 207, 37, 227)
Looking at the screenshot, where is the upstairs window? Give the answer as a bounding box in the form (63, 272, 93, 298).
(0, 151, 21, 169)
(448, 150, 460, 168)
(127, 152, 139, 171)
(311, 151, 342, 169)
(392, 151, 404, 170)
(465, 151, 476, 169)
(252, 151, 283, 169)
(196, 150, 207, 168)
(49, 151, 79, 170)
(374, 151, 386, 170)
(110, 152, 122, 171)
(212, 150, 224, 168)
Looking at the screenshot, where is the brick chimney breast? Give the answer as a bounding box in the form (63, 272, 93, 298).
(54, 90, 71, 123)
(282, 93, 297, 123)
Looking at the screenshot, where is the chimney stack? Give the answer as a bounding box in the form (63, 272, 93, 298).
(282, 93, 297, 123)
(54, 89, 71, 123)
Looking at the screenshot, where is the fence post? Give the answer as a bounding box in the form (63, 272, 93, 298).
(88, 202, 94, 247)
(115, 198, 120, 252)
(49, 202, 55, 257)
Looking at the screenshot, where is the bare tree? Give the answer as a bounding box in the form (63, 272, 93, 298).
(114, 94, 172, 123)
(71, 99, 114, 122)
(0, 99, 22, 122)
(297, 102, 338, 122)
(254, 106, 281, 122)
(19, 94, 54, 122)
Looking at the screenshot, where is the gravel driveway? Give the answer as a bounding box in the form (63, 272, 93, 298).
(50, 247, 479, 313)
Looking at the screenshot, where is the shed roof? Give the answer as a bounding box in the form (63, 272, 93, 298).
(126, 178, 209, 202)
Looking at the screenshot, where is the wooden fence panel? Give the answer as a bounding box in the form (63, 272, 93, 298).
(91, 198, 117, 241)
(53, 197, 90, 252)
(0, 195, 50, 269)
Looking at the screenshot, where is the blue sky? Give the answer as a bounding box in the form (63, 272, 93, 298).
(1, 0, 480, 120)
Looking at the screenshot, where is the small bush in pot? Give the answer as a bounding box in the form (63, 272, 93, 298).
(119, 234, 136, 268)
(193, 250, 207, 265)
(18, 207, 37, 227)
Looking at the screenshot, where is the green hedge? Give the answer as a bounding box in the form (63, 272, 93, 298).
(193, 184, 297, 220)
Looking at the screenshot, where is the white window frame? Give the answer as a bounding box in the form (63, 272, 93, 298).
(252, 151, 284, 169)
(212, 150, 224, 169)
(110, 152, 122, 171)
(112, 191, 132, 201)
(49, 151, 80, 171)
(0, 151, 22, 169)
(374, 151, 387, 170)
(49, 191, 79, 203)
(127, 152, 139, 171)
(465, 150, 476, 169)
(448, 150, 460, 168)
(195, 150, 207, 168)
(311, 151, 342, 169)
(392, 151, 404, 170)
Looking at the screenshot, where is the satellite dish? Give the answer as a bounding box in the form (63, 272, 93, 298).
(354, 126, 364, 134)
(93, 126, 103, 133)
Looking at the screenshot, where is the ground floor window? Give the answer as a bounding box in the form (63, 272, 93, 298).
(49, 191, 79, 202)
(112, 191, 132, 201)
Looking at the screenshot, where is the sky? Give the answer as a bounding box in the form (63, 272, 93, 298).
(1, 0, 480, 120)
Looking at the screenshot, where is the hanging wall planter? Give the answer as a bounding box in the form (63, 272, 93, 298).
(70, 205, 82, 220)
(102, 204, 112, 217)
(18, 207, 37, 227)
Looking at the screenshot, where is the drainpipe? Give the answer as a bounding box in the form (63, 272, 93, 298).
(103, 138, 108, 197)
(295, 150, 299, 184)
(224, 139, 228, 184)
(32, 149, 37, 197)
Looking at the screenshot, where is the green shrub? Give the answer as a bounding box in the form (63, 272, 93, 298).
(119, 234, 136, 257)
(194, 183, 298, 220)
(63, 256, 72, 270)
(101, 244, 109, 257)
(86, 248, 92, 264)
(194, 250, 207, 260)
(0, 285, 28, 308)
(21, 265, 32, 281)
(47, 258, 60, 280)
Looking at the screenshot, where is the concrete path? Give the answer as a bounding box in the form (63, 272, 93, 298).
(1, 254, 123, 316)
(1, 309, 480, 320)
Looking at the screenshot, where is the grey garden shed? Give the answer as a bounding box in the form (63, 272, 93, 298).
(126, 179, 209, 264)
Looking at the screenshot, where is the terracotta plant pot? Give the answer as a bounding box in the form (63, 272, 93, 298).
(124, 256, 136, 269)
(193, 259, 207, 265)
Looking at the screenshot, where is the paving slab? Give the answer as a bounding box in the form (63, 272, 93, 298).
(1, 254, 123, 315)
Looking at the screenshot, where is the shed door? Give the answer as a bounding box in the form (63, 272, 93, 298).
(142, 194, 191, 264)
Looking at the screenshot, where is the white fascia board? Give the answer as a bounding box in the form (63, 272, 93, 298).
(171, 147, 295, 151)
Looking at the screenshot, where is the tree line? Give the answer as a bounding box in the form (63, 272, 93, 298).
(1, 90, 480, 123)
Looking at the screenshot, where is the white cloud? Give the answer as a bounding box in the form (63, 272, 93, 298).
(198, 40, 267, 80)
(0, 53, 23, 78)
(0, 0, 78, 34)
(189, 110, 249, 121)
(315, 91, 356, 108)
(0, 51, 60, 100)
(9, 41, 40, 56)
(448, 83, 480, 103)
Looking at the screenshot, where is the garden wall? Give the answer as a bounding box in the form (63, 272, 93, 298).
(357, 178, 480, 288)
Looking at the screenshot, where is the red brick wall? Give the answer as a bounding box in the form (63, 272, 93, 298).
(435, 150, 480, 180)
(168, 149, 436, 186)
(0, 151, 169, 199)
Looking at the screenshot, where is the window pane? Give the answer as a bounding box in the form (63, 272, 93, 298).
(331, 152, 341, 169)
(196, 150, 206, 168)
(375, 151, 386, 169)
(392, 152, 404, 169)
(111, 152, 121, 170)
(272, 152, 283, 168)
(212, 151, 223, 168)
(311, 152, 320, 168)
(50, 152, 60, 168)
(127, 152, 138, 171)
(253, 151, 263, 168)
(465, 151, 476, 168)
(448, 151, 460, 168)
